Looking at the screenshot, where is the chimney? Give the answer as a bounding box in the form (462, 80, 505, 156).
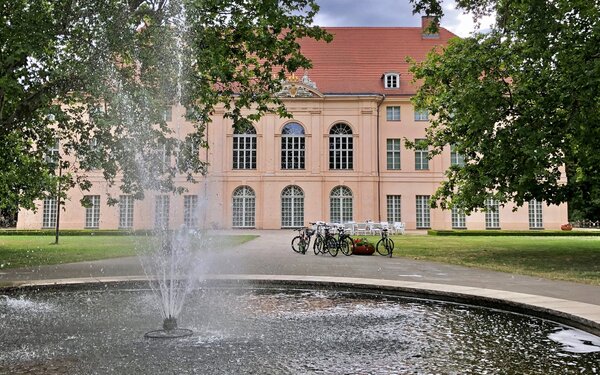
(421, 16, 440, 39)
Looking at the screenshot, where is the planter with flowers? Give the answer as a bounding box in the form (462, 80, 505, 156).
(353, 237, 375, 255)
(560, 223, 573, 231)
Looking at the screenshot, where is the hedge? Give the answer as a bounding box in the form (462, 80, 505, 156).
(0, 229, 153, 236)
(427, 229, 600, 236)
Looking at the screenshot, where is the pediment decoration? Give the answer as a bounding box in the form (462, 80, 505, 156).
(276, 72, 323, 98)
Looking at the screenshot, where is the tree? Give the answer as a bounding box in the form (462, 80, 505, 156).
(407, 0, 600, 219)
(1, 0, 330, 212)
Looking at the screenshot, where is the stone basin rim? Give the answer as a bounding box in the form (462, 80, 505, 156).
(2, 274, 599, 336)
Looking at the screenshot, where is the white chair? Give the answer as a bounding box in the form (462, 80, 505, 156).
(367, 221, 382, 235)
(343, 222, 356, 235)
(355, 222, 368, 235)
(393, 222, 405, 235)
(380, 221, 390, 234)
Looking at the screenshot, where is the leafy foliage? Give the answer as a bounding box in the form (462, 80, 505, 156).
(409, 0, 600, 217)
(0, 0, 330, 211)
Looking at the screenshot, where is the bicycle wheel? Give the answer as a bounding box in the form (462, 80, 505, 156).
(326, 237, 339, 257)
(313, 236, 323, 255)
(339, 236, 353, 256)
(291, 236, 305, 254)
(385, 238, 395, 257)
(376, 238, 389, 256)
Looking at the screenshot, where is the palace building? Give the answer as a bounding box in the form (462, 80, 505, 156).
(17, 19, 568, 231)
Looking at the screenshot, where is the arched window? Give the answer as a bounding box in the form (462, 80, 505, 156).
(232, 186, 255, 228)
(329, 123, 353, 170)
(281, 122, 305, 169)
(330, 186, 353, 223)
(281, 185, 304, 228)
(233, 125, 257, 169)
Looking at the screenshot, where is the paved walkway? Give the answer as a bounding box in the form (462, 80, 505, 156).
(1, 230, 599, 333)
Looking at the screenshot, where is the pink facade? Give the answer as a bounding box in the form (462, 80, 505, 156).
(17, 25, 568, 231)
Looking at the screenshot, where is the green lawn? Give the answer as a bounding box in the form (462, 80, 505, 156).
(368, 235, 600, 285)
(0, 234, 257, 269)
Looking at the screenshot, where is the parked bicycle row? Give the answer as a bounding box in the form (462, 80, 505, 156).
(291, 221, 395, 257)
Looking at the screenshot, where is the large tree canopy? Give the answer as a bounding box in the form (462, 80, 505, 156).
(409, 0, 600, 218)
(1, 0, 330, 211)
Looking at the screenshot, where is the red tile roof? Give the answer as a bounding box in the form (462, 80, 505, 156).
(297, 27, 457, 96)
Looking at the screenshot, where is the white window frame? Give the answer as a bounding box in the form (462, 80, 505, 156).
(386, 195, 402, 223)
(384, 73, 400, 89)
(232, 186, 256, 228)
(485, 198, 500, 229)
(386, 139, 401, 170)
(42, 197, 57, 228)
(154, 195, 170, 230)
(330, 186, 353, 224)
(45, 139, 60, 166)
(84, 195, 100, 229)
(233, 126, 257, 170)
(184, 195, 199, 228)
(386, 106, 401, 121)
(119, 195, 134, 229)
(451, 207, 467, 229)
(416, 195, 431, 228)
(414, 109, 429, 121)
(529, 199, 543, 229)
(281, 185, 304, 228)
(281, 122, 305, 170)
(415, 139, 429, 170)
(329, 123, 353, 170)
(450, 144, 465, 167)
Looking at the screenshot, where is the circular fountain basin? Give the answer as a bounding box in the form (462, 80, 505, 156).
(1, 281, 599, 374)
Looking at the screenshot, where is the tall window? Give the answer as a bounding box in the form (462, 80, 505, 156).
(232, 186, 255, 228)
(416, 195, 431, 228)
(45, 139, 60, 166)
(42, 197, 57, 228)
(387, 195, 402, 223)
(184, 195, 199, 228)
(414, 109, 429, 121)
(451, 207, 466, 229)
(529, 199, 543, 229)
(450, 144, 465, 167)
(330, 186, 353, 223)
(485, 198, 500, 229)
(84, 195, 100, 229)
(281, 122, 305, 169)
(384, 73, 399, 89)
(281, 185, 304, 228)
(386, 106, 401, 121)
(154, 195, 170, 230)
(119, 195, 134, 229)
(329, 123, 353, 170)
(386, 139, 401, 170)
(233, 125, 257, 169)
(415, 139, 429, 170)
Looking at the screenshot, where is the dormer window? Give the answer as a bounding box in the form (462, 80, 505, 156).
(384, 73, 400, 89)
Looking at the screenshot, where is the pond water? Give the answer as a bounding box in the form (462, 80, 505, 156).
(1, 286, 598, 374)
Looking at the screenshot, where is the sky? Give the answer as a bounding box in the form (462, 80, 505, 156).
(312, 0, 495, 37)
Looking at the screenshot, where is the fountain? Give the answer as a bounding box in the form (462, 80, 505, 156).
(0, 283, 599, 373)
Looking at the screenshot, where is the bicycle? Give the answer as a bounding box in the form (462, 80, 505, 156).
(336, 226, 354, 256)
(291, 226, 315, 254)
(376, 228, 395, 257)
(312, 223, 339, 257)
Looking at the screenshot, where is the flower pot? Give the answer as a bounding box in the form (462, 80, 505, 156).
(560, 224, 573, 231)
(353, 245, 375, 255)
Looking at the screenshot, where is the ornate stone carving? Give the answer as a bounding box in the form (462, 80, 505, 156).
(276, 72, 321, 98)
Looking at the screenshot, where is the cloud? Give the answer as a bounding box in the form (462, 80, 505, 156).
(313, 0, 495, 37)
